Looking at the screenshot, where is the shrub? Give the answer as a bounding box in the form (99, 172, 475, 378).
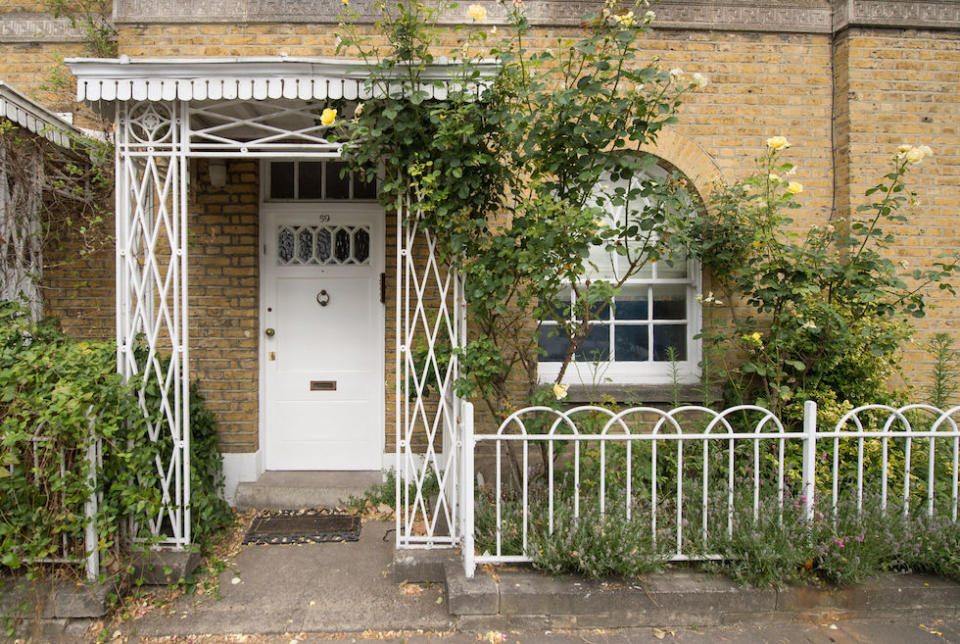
(0, 302, 231, 579)
(671, 142, 959, 418)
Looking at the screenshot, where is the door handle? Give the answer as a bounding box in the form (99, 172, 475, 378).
(317, 290, 330, 307)
(265, 328, 275, 337)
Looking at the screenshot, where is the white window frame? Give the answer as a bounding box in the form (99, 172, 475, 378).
(538, 166, 702, 387)
(261, 158, 378, 202)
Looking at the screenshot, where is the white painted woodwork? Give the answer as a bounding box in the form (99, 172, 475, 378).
(261, 204, 384, 470)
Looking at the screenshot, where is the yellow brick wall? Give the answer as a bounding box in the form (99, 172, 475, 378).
(17, 16, 960, 453)
(0, 0, 53, 13)
(842, 28, 960, 391)
(0, 42, 86, 109)
(188, 160, 262, 452)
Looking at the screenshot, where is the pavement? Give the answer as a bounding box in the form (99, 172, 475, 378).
(107, 518, 960, 644)
(118, 520, 452, 642)
(118, 619, 960, 643)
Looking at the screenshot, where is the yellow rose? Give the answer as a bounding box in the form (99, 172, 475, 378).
(905, 147, 924, 163)
(613, 11, 635, 27)
(918, 145, 933, 157)
(552, 383, 568, 400)
(320, 108, 337, 126)
(787, 181, 803, 194)
(766, 136, 790, 150)
(468, 4, 487, 21)
(897, 143, 913, 154)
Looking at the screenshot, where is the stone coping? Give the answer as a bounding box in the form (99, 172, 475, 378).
(391, 551, 960, 629)
(5, 1, 960, 45)
(105, 0, 959, 32)
(448, 565, 960, 629)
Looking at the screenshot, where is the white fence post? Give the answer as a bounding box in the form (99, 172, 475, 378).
(802, 400, 817, 522)
(84, 410, 100, 581)
(462, 401, 476, 579)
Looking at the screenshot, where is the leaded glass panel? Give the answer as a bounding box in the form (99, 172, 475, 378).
(277, 225, 371, 266)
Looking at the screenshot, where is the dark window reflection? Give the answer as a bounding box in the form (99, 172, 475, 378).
(575, 325, 610, 361)
(299, 162, 323, 199)
(614, 325, 649, 361)
(538, 325, 569, 362)
(326, 161, 351, 199)
(653, 324, 687, 361)
(317, 228, 331, 261)
(270, 162, 295, 199)
(334, 228, 351, 262)
(354, 173, 378, 199)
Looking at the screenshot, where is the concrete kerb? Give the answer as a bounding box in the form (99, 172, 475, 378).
(395, 550, 960, 629)
(0, 574, 117, 620)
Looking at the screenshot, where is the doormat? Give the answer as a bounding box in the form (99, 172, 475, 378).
(243, 508, 361, 545)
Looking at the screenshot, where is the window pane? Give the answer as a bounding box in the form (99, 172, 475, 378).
(538, 325, 569, 362)
(576, 298, 610, 322)
(575, 325, 610, 362)
(588, 245, 619, 279)
(653, 285, 686, 320)
(614, 324, 648, 361)
(657, 255, 688, 278)
(542, 300, 570, 323)
(653, 324, 687, 361)
(326, 161, 351, 199)
(270, 161, 294, 199)
(299, 162, 323, 199)
(633, 262, 654, 279)
(614, 287, 648, 320)
(353, 173, 378, 199)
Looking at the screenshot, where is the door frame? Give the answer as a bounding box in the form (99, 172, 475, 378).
(257, 196, 386, 471)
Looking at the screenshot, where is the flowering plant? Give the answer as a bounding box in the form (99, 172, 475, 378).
(337, 1, 705, 431)
(670, 141, 959, 418)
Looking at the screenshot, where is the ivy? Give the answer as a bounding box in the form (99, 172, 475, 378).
(0, 302, 231, 582)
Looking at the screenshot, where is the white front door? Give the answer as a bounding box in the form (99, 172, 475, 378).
(261, 204, 384, 470)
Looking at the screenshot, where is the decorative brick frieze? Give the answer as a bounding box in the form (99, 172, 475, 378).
(3, 1, 959, 47)
(110, 0, 960, 33)
(834, 0, 960, 32)
(112, 0, 834, 31)
(0, 13, 84, 43)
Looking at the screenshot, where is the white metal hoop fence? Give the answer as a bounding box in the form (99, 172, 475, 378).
(461, 400, 960, 578)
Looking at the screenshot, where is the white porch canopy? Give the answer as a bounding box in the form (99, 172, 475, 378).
(0, 81, 81, 147)
(66, 57, 475, 550)
(70, 56, 477, 103)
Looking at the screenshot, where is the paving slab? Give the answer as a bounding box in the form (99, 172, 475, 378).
(485, 567, 778, 627)
(120, 619, 960, 643)
(120, 520, 453, 642)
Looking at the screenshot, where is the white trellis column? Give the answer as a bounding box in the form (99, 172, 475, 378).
(395, 194, 467, 548)
(115, 100, 191, 549)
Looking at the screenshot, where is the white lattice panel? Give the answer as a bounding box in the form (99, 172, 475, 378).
(395, 195, 466, 548)
(116, 100, 190, 548)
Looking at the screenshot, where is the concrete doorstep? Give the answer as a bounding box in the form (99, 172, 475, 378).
(394, 550, 960, 630)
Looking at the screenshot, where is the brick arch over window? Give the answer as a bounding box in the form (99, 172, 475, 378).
(639, 128, 724, 205)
